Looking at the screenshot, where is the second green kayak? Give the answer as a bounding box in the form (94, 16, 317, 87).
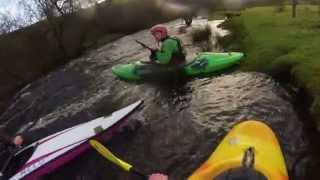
(112, 52, 244, 81)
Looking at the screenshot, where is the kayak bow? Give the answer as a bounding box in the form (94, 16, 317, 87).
(189, 120, 288, 180)
(7, 100, 143, 180)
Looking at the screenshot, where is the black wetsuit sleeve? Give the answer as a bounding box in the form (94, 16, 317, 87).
(20, 127, 50, 146)
(20, 132, 37, 146)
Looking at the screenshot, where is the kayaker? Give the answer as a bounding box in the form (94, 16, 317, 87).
(149, 24, 186, 66)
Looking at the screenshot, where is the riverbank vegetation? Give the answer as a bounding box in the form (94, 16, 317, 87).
(219, 5, 320, 128)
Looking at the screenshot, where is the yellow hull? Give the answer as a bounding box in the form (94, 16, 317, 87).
(189, 120, 288, 180)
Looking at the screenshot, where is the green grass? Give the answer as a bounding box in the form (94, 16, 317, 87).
(209, 11, 242, 21)
(219, 5, 320, 127)
(113, 0, 131, 4)
(208, 12, 228, 20)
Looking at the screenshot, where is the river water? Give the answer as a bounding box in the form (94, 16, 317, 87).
(0, 19, 317, 179)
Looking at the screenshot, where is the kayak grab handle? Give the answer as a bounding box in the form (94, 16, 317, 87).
(94, 126, 104, 134)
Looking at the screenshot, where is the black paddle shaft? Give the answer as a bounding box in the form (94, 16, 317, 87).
(135, 40, 153, 51)
(131, 168, 149, 180)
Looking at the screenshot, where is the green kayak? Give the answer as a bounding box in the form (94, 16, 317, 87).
(112, 52, 244, 81)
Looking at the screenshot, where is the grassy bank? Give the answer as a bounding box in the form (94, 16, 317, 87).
(219, 5, 320, 128)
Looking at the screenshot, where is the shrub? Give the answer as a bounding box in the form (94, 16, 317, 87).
(191, 24, 212, 42)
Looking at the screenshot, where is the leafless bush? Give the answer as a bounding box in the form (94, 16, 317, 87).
(191, 25, 212, 43)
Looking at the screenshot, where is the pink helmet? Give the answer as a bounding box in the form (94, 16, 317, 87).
(150, 24, 168, 40)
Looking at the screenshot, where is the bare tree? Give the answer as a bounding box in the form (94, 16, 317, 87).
(0, 12, 25, 34)
(18, 0, 42, 23)
(0, 13, 14, 34)
(275, 0, 286, 12)
(20, 0, 83, 57)
(31, 0, 81, 17)
(292, 0, 298, 18)
(318, 0, 320, 16)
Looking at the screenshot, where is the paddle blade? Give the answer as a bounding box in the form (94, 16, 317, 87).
(89, 140, 133, 172)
